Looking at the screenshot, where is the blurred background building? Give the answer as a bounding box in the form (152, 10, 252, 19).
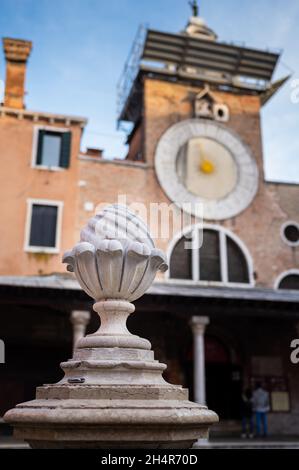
(0, 10, 299, 439)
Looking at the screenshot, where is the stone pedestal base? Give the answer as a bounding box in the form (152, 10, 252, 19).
(7, 384, 216, 449)
(5, 300, 218, 448)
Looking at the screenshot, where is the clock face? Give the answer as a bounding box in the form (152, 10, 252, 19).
(176, 137, 238, 200)
(155, 119, 259, 220)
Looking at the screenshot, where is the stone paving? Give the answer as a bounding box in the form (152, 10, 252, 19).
(1, 435, 299, 450)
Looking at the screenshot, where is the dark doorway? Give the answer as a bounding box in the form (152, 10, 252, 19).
(205, 336, 242, 420)
(206, 363, 242, 420)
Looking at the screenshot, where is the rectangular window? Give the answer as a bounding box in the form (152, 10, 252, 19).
(25, 200, 63, 253)
(34, 128, 72, 169)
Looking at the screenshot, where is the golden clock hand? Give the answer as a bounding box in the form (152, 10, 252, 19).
(198, 143, 215, 174)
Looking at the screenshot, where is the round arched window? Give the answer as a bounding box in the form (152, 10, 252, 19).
(169, 226, 253, 285)
(277, 273, 299, 290)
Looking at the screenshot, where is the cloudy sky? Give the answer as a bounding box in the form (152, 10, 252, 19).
(0, 0, 298, 182)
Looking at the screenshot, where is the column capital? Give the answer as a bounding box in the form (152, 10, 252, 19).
(190, 316, 210, 335)
(71, 310, 91, 326)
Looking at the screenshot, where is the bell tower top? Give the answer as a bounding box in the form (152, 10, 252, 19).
(184, 16, 218, 41)
(186, 1, 218, 41)
(117, 7, 282, 128)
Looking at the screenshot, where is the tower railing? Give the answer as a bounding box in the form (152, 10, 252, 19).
(117, 24, 148, 128)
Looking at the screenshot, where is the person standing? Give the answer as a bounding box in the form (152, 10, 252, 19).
(252, 382, 270, 437)
(240, 388, 254, 438)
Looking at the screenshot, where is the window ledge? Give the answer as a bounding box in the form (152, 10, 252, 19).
(164, 278, 255, 289)
(25, 247, 60, 255)
(32, 165, 66, 172)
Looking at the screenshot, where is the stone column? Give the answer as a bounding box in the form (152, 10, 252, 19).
(190, 316, 209, 405)
(70, 310, 90, 353)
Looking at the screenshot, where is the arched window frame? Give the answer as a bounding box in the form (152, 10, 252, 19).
(274, 269, 299, 290)
(166, 223, 255, 288)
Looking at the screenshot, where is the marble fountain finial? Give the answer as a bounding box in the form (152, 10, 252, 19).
(4, 204, 218, 448)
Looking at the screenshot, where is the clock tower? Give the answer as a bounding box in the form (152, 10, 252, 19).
(109, 15, 299, 432)
(118, 13, 287, 221)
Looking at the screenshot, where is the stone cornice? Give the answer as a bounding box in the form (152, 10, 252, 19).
(79, 154, 151, 169)
(1, 275, 299, 305)
(0, 106, 87, 127)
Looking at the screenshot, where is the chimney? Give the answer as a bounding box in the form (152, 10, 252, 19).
(2, 38, 32, 109)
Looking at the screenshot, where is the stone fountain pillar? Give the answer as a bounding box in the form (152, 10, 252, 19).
(4, 205, 218, 448)
(70, 310, 91, 353)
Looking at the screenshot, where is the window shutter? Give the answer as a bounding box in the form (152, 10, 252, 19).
(60, 132, 72, 168)
(29, 205, 58, 248)
(36, 130, 45, 165)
